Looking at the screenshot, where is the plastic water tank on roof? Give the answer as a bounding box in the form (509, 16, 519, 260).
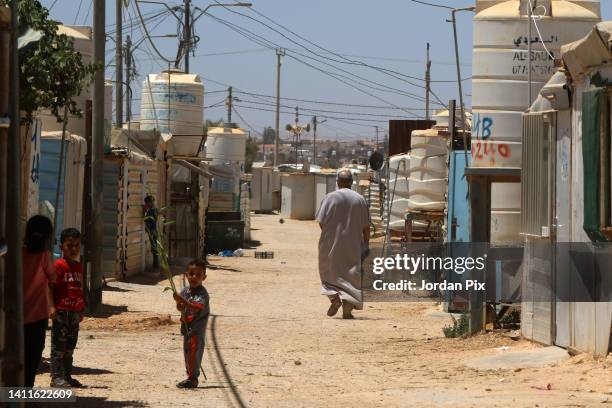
(471, 0, 600, 168)
(205, 125, 247, 166)
(140, 70, 204, 156)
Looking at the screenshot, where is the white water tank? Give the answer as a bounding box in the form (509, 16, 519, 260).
(408, 130, 448, 211)
(472, 0, 600, 242)
(472, 0, 600, 167)
(388, 154, 410, 231)
(140, 69, 204, 156)
(433, 109, 472, 130)
(205, 126, 247, 170)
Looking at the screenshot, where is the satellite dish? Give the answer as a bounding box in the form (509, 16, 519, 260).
(369, 150, 384, 171)
(285, 124, 293, 131)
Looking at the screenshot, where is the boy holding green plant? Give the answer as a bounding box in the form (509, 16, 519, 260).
(173, 259, 210, 389)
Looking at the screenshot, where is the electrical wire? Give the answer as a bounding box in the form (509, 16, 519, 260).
(232, 107, 264, 137)
(234, 104, 397, 124)
(132, 0, 176, 64)
(244, 3, 460, 99)
(205, 11, 446, 108)
(527, 0, 555, 60)
(82, 0, 92, 25)
(233, 90, 429, 110)
(239, 4, 430, 86)
(285, 53, 421, 118)
(73, 0, 83, 25)
(408, 0, 453, 10)
(236, 98, 420, 118)
(205, 13, 430, 112)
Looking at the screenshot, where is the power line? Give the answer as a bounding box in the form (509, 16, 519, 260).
(205, 11, 446, 108)
(285, 53, 422, 118)
(132, 0, 176, 64)
(236, 98, 421, 118)
(234, 104, 395, 125)
(73, 0, 83, 25)
(232, 106, 263, 137)
(241, 3, 462, 102)
(205, 13, 431, 113)
(233, 90, 429, 110)
(82, 0, 92, 25)
(408, 0, 453, 10)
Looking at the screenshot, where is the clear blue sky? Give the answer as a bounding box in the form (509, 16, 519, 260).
(40, 0, 612, 141)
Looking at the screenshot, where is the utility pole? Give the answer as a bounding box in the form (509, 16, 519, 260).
(312, 116, 317, 166)
(115, 0, 123, 128)
(451, 7, 475, 164)
(295, 106, 299, 166)
(274, 48, 284, 167)
(4, 0, 23, 386)
(227, 86, 232, 123)
(184, 0, 191, 73)
(375, 126, 379, 151)
(125, 35, 132, 123)
(89, 0, 106, 312)
(425, 42, 431, 122)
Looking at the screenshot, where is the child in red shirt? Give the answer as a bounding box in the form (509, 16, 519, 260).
(50, 228, 85, 388)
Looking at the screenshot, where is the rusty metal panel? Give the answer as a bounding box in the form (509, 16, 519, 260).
(388, 120, 434, 156)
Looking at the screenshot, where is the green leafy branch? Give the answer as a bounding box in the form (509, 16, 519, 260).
(144, 207, 176, 294)
(4, 0, 100, 124)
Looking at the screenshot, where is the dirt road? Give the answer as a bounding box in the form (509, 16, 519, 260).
(37, 213, 610, 407)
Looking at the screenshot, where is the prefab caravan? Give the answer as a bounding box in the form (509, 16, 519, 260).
(520, 23, 612, 356)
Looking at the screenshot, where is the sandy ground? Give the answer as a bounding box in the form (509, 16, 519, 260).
(35, 213, 611, 407)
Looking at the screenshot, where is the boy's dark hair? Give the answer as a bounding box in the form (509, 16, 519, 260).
(60, 228, 81, 244)
(25, 215, 53, 253)
(144, 195, 155, 204)
(188, 258, 207, 272)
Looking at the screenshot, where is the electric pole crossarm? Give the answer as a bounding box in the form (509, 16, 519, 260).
(192, 3, 253, 23)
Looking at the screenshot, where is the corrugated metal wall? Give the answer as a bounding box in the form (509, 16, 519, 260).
(102, 160, 121, 278)
(103, 156, 163, 278)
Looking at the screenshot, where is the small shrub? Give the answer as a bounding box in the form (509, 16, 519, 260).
(442, 313, 469, 338)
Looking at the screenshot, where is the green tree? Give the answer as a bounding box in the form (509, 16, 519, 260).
(263, 126, 276, 144)
(5, 0, 99, 123)
(244, 135, 259, 173)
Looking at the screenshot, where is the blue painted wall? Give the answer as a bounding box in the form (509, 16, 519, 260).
(39, 138, 67, 253)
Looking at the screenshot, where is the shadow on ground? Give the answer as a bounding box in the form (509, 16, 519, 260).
(243, 239, 262, 248)
(206, 263, 240, 273)
(38, 358, 114, 376)
(86, 304, 129, 318)
(121, 268, 182, 286)
(102, 284, 134, 293)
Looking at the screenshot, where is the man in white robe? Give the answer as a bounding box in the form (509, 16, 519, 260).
(316, 169, 370, 319)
